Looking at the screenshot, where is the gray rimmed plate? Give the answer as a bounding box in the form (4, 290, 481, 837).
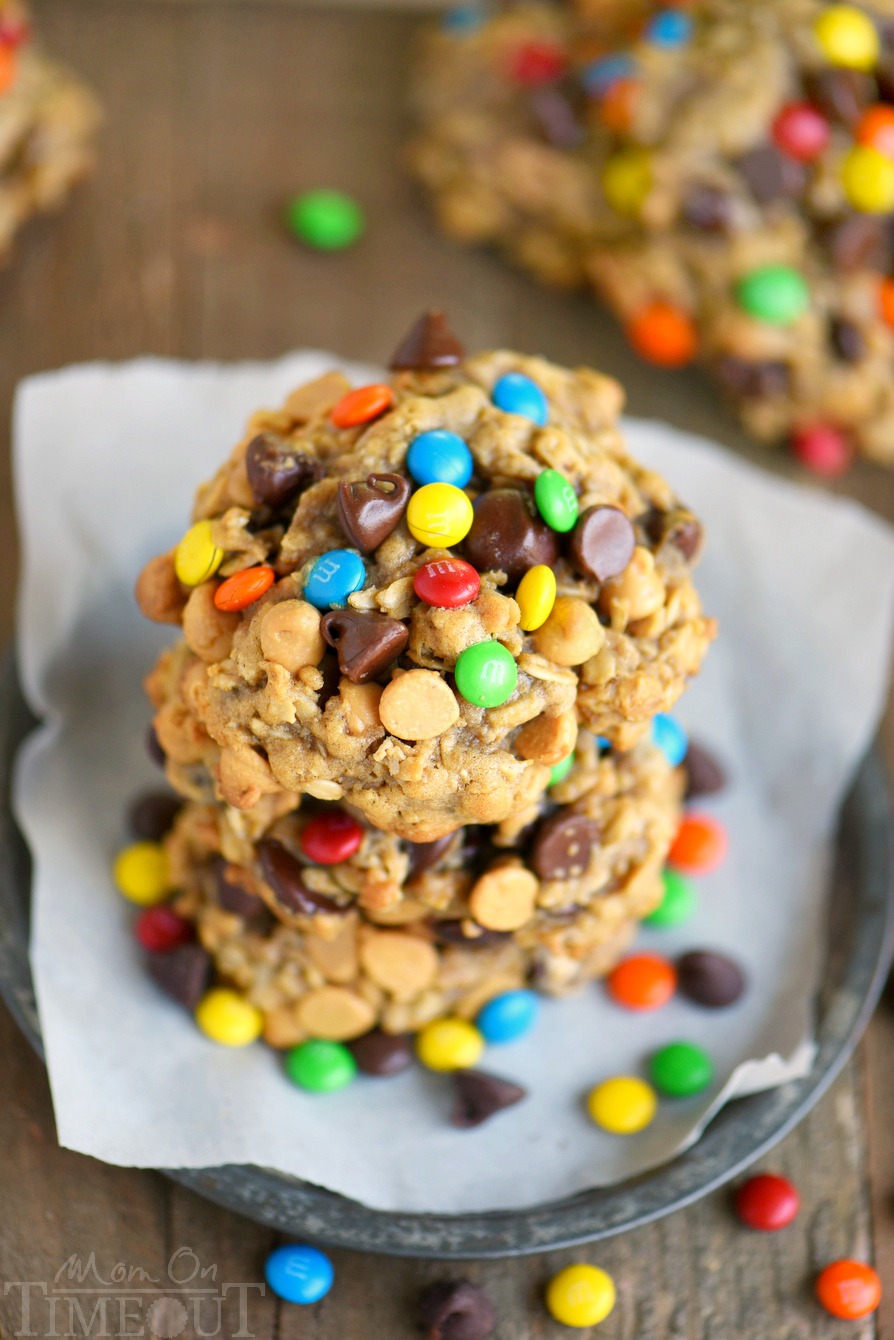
(2, 655, 892, 1259)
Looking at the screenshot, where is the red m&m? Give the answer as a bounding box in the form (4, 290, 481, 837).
(772, 103, 830, 161)
(734, 1173, 800, 1231)
(135, 905, 194, 954)
(413, 557, 481, 608)
(300, 810, 364, 865)
(507, 41, 567, 86)
(791, 424, 852, 476)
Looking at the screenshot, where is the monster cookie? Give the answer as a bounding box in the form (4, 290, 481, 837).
(410, 1, 894, 469)
(0, 2, 99, 263)
(139, 732, 682, 1045)
(136, 315, 713, 839)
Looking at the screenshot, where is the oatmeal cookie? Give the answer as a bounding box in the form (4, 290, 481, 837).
(137, 315, 713, 839)
(409, 1, 894, 468)
(153, 733, 682, 1044)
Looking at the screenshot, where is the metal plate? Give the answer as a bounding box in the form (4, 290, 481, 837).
(2, 656, 892, 1259)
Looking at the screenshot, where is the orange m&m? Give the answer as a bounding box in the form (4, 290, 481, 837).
(213, 565, 275, 612)
(607, 952, 677, 1011)
(857, 104, 894, 159)
(626, 302, 698, 368)
(669, 813, 729, 874)
(600, 78, 638, 133)
(879, 276, 894, 327)
(0, 45, 18, 95)
(816, 1260, 882, 1320)
(331, 383, 394, 429)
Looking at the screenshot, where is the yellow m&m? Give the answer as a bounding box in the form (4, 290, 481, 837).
(841, 144, 894, 212)
(113, 842, 170, 906)
(587, 1075, 657, 1134)
(516, 564, 557, 631)
(407, 483, 474, 548)
(546, 1264, 617, 1329)
(174, 519, 224, 586)
(416, 1017, 484, 1072)
(602, 147, 652, 216)
(814, 6, 879, 70)
(195, 988, 263, 1047)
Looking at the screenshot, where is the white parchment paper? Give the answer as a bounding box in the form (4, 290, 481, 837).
(12, 353, 894, 1214)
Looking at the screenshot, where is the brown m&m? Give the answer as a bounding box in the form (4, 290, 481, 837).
(677, 950, 746, 1007)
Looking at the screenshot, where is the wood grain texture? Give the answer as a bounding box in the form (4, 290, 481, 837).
(0, 2, 891, 1337)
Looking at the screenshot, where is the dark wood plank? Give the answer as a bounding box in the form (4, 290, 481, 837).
(0, 2, 889, 1337)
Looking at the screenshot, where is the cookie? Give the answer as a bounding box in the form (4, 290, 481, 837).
(409, 1, 894, 470)
(136, 317, 714, 840)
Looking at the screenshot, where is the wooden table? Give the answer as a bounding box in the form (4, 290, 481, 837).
(1, 4, 894, 1337)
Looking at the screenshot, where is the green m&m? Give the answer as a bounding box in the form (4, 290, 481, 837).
(643, 868, 698, 928)
(649, 1040, 714, 1097)
(736, 264, 809, 325)
(549, 753, 575, 787)
(285, 189, 365, 251)
(285, 1039, 357, 1092)
(534, 468, 579, 532)
(454, 640, 518, 708)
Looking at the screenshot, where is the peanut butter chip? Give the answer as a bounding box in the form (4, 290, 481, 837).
(469, 866, 539, 931)
(514, 710, 578, 766)
(360, 931, 439, 999)
(532, 596, 605, 667)
(259, 599, 325, 673)
(338, 681, 384, 735)
(379, 669, 459, 741)
(296, 986, 376, 1041)
(598, 547, 665, 623)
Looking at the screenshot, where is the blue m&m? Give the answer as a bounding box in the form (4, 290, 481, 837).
(407, 429, 474, 488)
(581, 53, 635, 97)
(492, 372, 548, 426)
(265, 1245, 334, 1305)
(645, 10, 694, 47)
(303, 549, 365, 608)
(477, 989, 539, 1043)
(652, 713, 688, 767)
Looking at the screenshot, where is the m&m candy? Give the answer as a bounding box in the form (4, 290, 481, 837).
(772, 103, 830, 161)
(813, 6, 880, 70)
(534, 468, 579, 532)
(300, 810, 364, 865)
(174, 520, 224, 587)
(669, 813, 728, 874)
(602, 147, 652, 216)
(607, 952, 677, 1011)
(734, 1173, 801, 1231)
(581, 53, 635, 97)
(407, 429, 473, 488)
(516, 563, 556, 631)
(286, 1039, 357, 1092)
(113, 842, 170, 906)
(135, 905, 194, 953)
(454, 640, 519, 708)
(407, 482, 474, 547)
(649, 1040, 714, 1097)
(627, 301, 697, 367)
(642, 868, 698, 928)
(265, 1245, 334, 1305)
(548, 753, 574, 787)
(477, 989, 539, 1044)
(507, 40, 567, 87)
(416, 1017, 484, 1071)
(651, 712, 688, 767)
(587, 1076, 657, 1134)
(491, 371, 548, 425)
(645, 10, 693, 48)
(303, 549, 365, 608)
(195, 988, 263, 1047)
(214, 564, 275, 612)
(856, 104, 894, 158)
(841, 144, 894, 213)
(546, 1264, 616, 1328)
(791, 424, 852, 477)
(736, 265, 809, 325)
(413, 557, 480, 608)
(816, 1260, 882, 1319)
(331, 383, 394, 429)
(285, 188, 364, 251)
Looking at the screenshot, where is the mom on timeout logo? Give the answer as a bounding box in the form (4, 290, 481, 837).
(3, 1247, 265, 1338)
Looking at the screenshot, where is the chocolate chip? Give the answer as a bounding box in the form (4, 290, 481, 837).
(433, 920, 510, 949)
(407, 833, 457, 876)
(715, 357, 789, 399)
(805, 69, 874, 126)
(245, 433, 321, 509)
(736, 144, 806, 203)
(821, 214, 890, 272)
(127, 791, 182, 842)
(146, 725, 166, 768)
(463, 489, 559, 582)
(530, 87, 584, 147)
(684, 741, 727, 798)
(662, 511, 704, 563)
(348, 1029, 414, 1076)
(876, 57, 894, 103)
(257, 838, 342, 916)
(531, 813, 600, 880)
(316, 654, 342, 709)
(213, 857, 265, 918)
(336, 472, 411, 552)
(389, 310, 465, 371)
(146, 944, 212, 1011)
(682, 183, 733, 232)
(320, 609, 409, 683)
(569, 505, 635, 582)
(830, 316, 865, 363)
(677, 950, 746, 1008)
(451, 1069, 527, 1129)
(418, 1280, 497, 1340)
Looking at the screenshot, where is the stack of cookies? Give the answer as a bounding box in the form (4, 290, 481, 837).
(409, 1, 894, 470)
(0, 0, 99, 263)
(131, 313, 715, 1052)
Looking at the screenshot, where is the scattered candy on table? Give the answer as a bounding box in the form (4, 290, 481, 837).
(348, 1029, 414, 1077)
(213, 564, 275, 612)
(195, 988, 263, 1047)
(127, 790, 182, 842)
(407, 481, 474, 547)
(643, 868, 698, 928)
(607, 952, 677, 1011)
(407, 428, 473, 488)
(454, 639, 518, 708)
(413, 556, 480, 608)
(587, 1076, 657, 1134)
(676, 950, 746, 1008)
(491, 371, 548, 424)
(651, 712, 688, 767)
(286, 1039, 358, 1092)
(534, 468, 579, 532)
(417, 1017, 484, 1072)
(476, 989, 539, 1044)
(791, 424, 853, 477)
(734, 1173, 801, 1231)
(451, 1069, 527, 1127)
(683, 741, 727, 798)
(265, 1244, 335, 1305)
(303, 549, 366, 608)
(285, 188, 364, 251)
(300, 810, 365, 865)
(330, 382, 394, 429)
(815, 1259, 882, 1320)
(174, 519, 223, 587)
(649, 1041, 714, 1097)
(113, 841, 170, 905)
(669, 813, 729, 875)
(546, 1263, 617, 1328)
